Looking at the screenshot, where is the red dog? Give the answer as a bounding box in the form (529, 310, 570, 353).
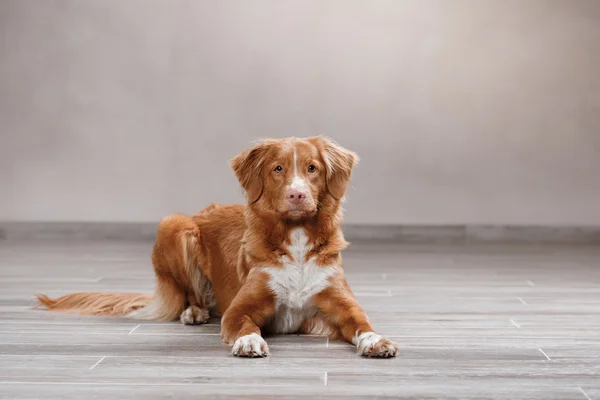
(36, 136, 399, 358)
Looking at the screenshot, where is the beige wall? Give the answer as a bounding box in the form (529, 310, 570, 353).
(1, 0, 599, 225)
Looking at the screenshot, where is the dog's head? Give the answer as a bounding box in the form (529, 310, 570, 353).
(231, 136, 358, 220)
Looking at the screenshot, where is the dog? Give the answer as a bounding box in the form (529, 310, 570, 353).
(36, 136, 399, 358)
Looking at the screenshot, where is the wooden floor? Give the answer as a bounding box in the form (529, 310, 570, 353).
(0, 240, 599, 399)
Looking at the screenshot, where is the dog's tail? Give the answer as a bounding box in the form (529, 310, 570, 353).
(34, 292, 153, 316)
(35, 276, 187, 321)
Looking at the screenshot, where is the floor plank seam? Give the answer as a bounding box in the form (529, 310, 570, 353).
(538, 348, 551, 361)
(89, 356, 106, 370)
(579, 387, 593, 400)
(128, 324, 140, 335)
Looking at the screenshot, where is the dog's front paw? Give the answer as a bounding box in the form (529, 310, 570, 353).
(355, 332, 398, 358)
(232, 333, 270, 358)
(179, 306, 210, 325)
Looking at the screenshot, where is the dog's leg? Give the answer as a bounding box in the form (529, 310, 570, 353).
(142, 213, 213, 325)
(313, 275, 399, 358)
(179, 250, 212, 326)
(220, 270, 275, 358)
(132, 214, 208, 322)
(179, 306, 210, 325)
(180, 293, 210, 325)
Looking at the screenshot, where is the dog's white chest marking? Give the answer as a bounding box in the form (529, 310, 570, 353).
(262, 229, 339, 333)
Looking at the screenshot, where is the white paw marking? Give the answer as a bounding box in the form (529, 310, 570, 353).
(179, 306, 210, 325)
(354, 331, 399, 358)
(232, 333, 270, 358)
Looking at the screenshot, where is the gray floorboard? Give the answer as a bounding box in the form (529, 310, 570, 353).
(0, 240, 599, 399)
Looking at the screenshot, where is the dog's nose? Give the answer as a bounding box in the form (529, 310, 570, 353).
(286, 189, 306, 205)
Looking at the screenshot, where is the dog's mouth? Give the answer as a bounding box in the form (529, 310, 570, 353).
(281, 208, 317, 220)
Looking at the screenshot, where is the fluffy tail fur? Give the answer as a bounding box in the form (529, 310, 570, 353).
(35, 292, 153, 316)
(35, 275, 188, 322)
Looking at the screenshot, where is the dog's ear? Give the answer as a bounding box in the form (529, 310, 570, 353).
(313, 137, 359, 200)
(230, 141, 272, 204)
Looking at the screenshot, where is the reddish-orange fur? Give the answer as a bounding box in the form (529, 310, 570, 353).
(35, 293, 152, 316)
(35, 136, 398, 357)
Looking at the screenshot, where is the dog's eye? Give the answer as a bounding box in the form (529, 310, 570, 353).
(274, 165, 283, 173)
(307, 165, 316, 173)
